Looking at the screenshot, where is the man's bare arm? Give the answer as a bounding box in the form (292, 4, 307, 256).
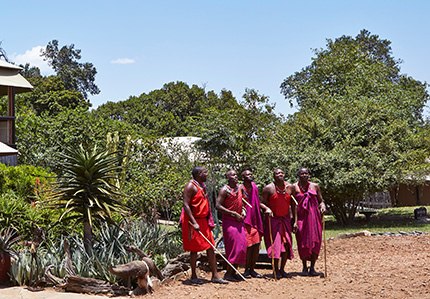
(183, 182, 199, 231)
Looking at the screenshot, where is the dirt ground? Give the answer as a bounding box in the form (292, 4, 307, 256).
(1, 234, 429, 299)
(146, 234, 430, 299)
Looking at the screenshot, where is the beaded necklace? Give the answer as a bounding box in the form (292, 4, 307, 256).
(225, 184, 239, 195)
(275, 182, 287, 194)
(192, 179, 208, 198)
(298, 180, 309, 194)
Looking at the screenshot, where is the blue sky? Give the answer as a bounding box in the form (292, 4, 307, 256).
(3, 1, 430, 116)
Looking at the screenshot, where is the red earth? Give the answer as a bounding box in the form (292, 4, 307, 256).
(147, 234, 430, 299)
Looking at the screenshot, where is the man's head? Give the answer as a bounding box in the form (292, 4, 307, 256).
(225, 170, 238, 185)
(298, 168, 310, 182)
(241, 170, 254, 183)
(192, 166, 208, 182)
(273, 168, 285, 182)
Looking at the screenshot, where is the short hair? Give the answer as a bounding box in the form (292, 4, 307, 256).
(273, 168, 283, 176)
(241, 169, 251, 178)
(192, 166, 204, 179)
(225, 169, 235, 179)
(298, 168, 308, 175)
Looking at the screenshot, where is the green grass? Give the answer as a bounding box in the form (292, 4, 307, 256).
(324, 206, 430, 239)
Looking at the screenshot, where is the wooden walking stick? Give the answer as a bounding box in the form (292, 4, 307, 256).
(242, 198, 252, 208)
(189, 222, 248, 282)
(323, 213, 327, 278)
(268, 216, 277, 280)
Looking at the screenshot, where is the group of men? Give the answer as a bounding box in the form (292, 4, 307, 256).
(180, 166, 326, 284)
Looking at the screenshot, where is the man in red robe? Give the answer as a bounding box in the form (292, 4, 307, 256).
(261, 168, 297, 279)
(181, 166, 228, 284)
(216, 170, 247, 282)
(292, 168, 326, 276)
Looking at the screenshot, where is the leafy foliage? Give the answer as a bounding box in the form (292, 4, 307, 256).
(50, 145, 126, 252)
(10, 220, 182, 286)
(0, 226, 22, 261)
(41, 40, 100, 99)
(275, 29, 430, 224)
(95, 82, 239, 137)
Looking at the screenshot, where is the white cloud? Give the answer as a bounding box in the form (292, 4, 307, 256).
(10, 46, 54, 75)
(111, 58, 135, 64)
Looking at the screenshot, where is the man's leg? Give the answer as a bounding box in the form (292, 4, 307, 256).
(309, 252, 319, 276)
(301, 259, 308, 275)
(279, 251, 290, 278)
(207, 248, 221, 280)
(273, 258, 281, 279)
(249, 243, 262, 277)
(244, 245, 253, 277)
(190, 251, 198, 279)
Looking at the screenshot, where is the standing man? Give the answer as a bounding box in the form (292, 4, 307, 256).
(240, 170, 264, 278)
(292, 168, 326, 276)
(261, 168, 297, 279)
(181, 166, 228, 284)
(216, 170, 247, 282)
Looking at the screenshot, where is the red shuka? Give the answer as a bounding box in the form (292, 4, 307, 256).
(268, 191, 290, 217)
(181, 181, 215, 252)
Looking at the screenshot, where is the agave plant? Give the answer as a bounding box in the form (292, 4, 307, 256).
(51, 144, 127, 253)
(0, 226, 22, 283)
(0, 226, 22, 262)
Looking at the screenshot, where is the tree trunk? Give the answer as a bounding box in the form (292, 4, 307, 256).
(83, 221, 93, 254)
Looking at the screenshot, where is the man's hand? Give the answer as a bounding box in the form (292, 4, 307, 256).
(292, 221, 298, 234)
(320, 202, 326, 214)
(192, 222, 200, 232)
(264, 208, 273, 218)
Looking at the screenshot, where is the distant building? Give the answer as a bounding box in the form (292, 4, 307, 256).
(0, 59, 33, 165)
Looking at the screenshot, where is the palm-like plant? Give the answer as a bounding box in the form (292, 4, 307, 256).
(52, 144, 126, 253)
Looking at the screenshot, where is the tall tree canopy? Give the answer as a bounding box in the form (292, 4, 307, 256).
(95, 81, 240, 137)
(274, 30, 430, 224)
(42, 40, 100, 99)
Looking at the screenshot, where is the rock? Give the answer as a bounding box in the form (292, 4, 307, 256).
(338, 233, 354, 239)
(354, 231, 372, 237)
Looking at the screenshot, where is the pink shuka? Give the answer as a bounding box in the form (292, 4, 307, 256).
(243, 182, 264, 234)
(221, 187, 247, 264)
(295, 188, 322, 260)
(222, 215, 247, 264)
(263, 215, 294, 259)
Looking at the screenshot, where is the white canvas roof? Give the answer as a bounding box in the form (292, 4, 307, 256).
(0, 60, 33, 96)
(0, 141, 18, 157)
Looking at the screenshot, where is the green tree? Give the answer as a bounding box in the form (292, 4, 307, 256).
(16, 107, 136, 173)
(95, 82, 239, 137)
(276, 30, 430, 224)
(17, 76, 88, 115)
(42, 40, 100, 99)
(51, 145, 125, 253)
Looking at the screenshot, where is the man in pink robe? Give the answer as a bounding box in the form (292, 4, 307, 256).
(216, 170, 247, 282)
(292, 168, 326, 276)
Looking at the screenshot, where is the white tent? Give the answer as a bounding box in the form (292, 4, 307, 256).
(0, 60, 33, 96)
(0, 141, 18, 157)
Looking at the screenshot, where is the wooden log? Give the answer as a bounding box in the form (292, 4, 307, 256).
(64, 275, 129, 296)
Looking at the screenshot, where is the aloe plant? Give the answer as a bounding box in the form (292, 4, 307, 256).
(51, 144, 127, 253)
(0, 226, 22, 262)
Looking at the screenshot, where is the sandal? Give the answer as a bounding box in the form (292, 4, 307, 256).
(211, 277, 229, 284)
(249, 269, 263, 278)
(190, 277, 204, 284)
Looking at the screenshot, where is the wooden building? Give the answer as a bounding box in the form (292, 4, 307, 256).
(0, 60, 33, 165)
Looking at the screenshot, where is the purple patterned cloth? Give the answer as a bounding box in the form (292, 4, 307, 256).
(263, 214, 294, 259)
(222, 214, 247, 264)
(295, 188, 322, 260)
(243, 182, 264, 234)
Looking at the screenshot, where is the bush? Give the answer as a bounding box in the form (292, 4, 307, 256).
(0, 164, 54, 200)
(10, 219, 183, 286)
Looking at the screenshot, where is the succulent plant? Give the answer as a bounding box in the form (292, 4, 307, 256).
(0, 226, 22, 262)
